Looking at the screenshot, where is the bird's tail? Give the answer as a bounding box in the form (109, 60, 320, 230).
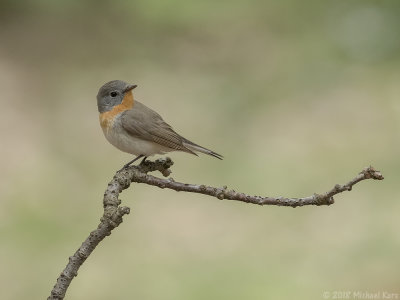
(182, 139, 223, 160)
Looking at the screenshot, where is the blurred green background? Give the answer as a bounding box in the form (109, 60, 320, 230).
(1, 0, 399, 299)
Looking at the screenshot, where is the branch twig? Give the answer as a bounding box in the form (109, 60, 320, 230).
(48, 158, 383, 299)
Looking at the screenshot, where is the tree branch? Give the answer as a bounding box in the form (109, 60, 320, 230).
(132, 160, 383, 206)
(48, 158, 383, 299)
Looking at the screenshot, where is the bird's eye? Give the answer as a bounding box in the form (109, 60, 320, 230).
(110, 91, 118, 97)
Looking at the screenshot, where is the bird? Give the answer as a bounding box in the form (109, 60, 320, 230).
(97, 80, 223, 170)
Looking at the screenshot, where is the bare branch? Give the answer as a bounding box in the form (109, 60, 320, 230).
(48, 158, 175, 300)
(48, 158, 383, 299)
(131, 159, 383, 207)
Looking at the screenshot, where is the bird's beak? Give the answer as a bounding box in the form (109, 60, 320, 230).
(124, 84, 137, 93)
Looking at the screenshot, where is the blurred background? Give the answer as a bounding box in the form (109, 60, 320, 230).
(0, 0, 399, 299)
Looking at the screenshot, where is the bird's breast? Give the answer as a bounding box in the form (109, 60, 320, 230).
(100, 112, 171, 156)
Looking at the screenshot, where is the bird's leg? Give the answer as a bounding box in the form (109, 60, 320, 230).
(139, 156, 148, 165)
(118, 155, 144, 171)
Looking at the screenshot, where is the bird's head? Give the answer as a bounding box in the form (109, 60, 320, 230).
(97, 80, 137, 113)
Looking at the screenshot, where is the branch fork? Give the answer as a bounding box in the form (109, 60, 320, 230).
(48, 158, 383, 299)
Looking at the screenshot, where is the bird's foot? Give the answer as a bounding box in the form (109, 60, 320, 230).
(117, 155, 145, 172)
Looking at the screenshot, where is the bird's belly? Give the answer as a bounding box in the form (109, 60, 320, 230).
(103, 126, 171, 156)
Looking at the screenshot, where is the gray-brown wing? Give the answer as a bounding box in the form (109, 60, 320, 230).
(121, 101, 196, 154)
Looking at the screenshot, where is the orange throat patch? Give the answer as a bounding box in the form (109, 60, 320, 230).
(99, 91, 134, 132)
